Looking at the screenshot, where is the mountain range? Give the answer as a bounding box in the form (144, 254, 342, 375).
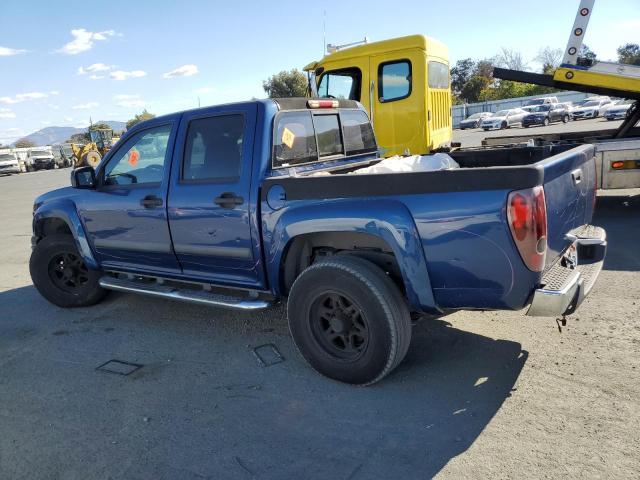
(16, 121, 127, 146)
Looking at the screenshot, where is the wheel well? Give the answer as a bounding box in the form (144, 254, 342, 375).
(34, 217, 72, 241)
(280, 232, 403, 295)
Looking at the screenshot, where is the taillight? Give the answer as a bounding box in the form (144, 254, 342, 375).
(307, 99, 339, 108)
(507, 186, 547, 272)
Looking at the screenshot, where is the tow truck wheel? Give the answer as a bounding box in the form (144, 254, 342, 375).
(29, 234, 107, 308)
(287, 255, 412, 386)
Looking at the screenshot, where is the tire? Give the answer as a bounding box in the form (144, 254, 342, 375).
(563, 115, 569, 123)
(501, 121, 507, 130)
(29, 234, 107, 308)
(287, 255, 411, 386)
(524, 124, 530, 128)
(543, 118, 549, 126)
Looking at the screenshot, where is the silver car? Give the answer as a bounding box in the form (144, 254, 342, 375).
(0, 153, 21, 175)
(481, 108, 528, 130)
(459, 112, 493, 130)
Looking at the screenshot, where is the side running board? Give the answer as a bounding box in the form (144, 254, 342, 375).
(99, 276, 272, 311)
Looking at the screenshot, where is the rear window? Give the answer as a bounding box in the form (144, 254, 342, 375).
(428, 61, 449, 89)
(273, 109, 376, 168)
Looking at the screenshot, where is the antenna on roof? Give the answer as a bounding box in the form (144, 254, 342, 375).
(323, 10, 326, 57)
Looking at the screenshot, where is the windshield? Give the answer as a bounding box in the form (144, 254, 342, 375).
(30, 150, 50, 156)
(533, 105, 551, 112)
(583, 101, 600, 107)
(0, 154, 15, 161)
(494, 110, 509, 117)
(524, 99, 544, 106)
(467, 113, 485, 119)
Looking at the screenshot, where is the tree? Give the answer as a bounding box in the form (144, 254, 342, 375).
(14, 138, 36, 148)
(126, 109, 156, 130)
(89, 122, 111, 131)
(450, 58, 475, 95)
(262, 69, 308, 98)
(495, 47, 527, 71)
(617, 43, 640, 66)
(460, 76, 491, 103)
(535, 47, 562, 74)
(577, 44, 597, 67)
(474, 59, 495, 79)
(66, 133, 89, 144)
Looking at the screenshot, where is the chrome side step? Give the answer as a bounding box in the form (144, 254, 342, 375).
(99, 276, 272, 311)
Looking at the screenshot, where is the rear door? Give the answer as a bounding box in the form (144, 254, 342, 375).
(167, 104, 261, 288)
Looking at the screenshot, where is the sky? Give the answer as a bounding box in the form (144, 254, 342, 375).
(1, 0, 638, 144)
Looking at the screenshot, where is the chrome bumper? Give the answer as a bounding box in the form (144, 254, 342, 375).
(527, 225, 606, 317)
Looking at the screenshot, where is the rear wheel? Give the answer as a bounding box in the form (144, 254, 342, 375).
(543, 118, 549, 126)
(30, 234, 107, 308)
(562, 115, 569, 123)
(501, 121, 507, 130)
(287, 256, 411, 386)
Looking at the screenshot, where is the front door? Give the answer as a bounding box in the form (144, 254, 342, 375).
(76, 121, 181, 275)
(167, 104, 260, 288)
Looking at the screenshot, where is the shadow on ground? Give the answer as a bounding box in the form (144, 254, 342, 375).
(593, 192, 640, 272)
(0, 285, 527, 479)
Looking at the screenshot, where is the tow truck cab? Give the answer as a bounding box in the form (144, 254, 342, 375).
(305, 35, 452, 157)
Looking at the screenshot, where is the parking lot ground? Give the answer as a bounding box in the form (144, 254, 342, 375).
(1, 168, 639, 479)
(454, 117, 623, 147)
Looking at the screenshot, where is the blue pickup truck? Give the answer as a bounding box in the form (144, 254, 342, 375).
(30, 98, 606, 385)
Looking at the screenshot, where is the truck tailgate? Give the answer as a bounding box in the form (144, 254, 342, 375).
(539, 144, 597, 269)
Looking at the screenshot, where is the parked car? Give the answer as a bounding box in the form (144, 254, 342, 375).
(604, 100, 634, 120)
(27, 149, 56, 170)
(459, 112, 492, 129)
(523, 96, 559, 107)
(571, 98, 613, 120)
(522, 104, 571, 127)
(481, 108, 528, 130)
(30, 98, 606, 385)
(0, 152, 21, 175)
(52, 145, 73, 168)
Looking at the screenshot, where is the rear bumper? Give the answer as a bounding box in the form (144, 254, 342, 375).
(527, 225, 606, 317)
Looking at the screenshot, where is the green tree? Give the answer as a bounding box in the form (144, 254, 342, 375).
(126, 109, 156, 130)
(460, 76, 491, 103)
(262, 69, 308, 98)
(66, 133, 89, 144)
(617, 43, 640, 66)
(577, 44, 597, 67)
(474, 59, 495, 79)
(89, 122, 111, 131)
(14, 138, 36, 148)
(450, 58, 475, 96)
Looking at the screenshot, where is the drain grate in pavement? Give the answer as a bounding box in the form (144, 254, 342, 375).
(253, 343, 285, 367)
(95, 359, 143, 376)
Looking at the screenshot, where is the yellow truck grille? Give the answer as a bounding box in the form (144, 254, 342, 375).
(430, 90, 451, 131)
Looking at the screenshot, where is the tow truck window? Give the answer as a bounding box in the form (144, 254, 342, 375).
(428, 61, 449, 89)
(379, 60, 411, 102)
(317, 69, 361, 100)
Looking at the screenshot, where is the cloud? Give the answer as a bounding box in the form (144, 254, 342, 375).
(72, 102, 99, 110)
(78, 63, 112, 75)
(63, 117, 73, 122)
(57, 29, 118, 55)
(89, 75, 104, 80)
(114, 94, 147, 108)
(110, 70, 147, 81)
(0, 92, 48, 104)
(41, 120, 52, 125)
(0, 46, 28, 56)
(164, 64, 198, 78)
(0, 108, 16, 119)
(48, 104, 60, 110)
(49, 90, 59, 95)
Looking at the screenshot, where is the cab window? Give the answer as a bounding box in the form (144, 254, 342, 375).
(103, 125, 172, 186)
(378, 60, 411, 102)
(318, 69, 361, 100)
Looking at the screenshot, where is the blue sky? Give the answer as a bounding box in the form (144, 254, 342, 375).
(1, 0, 638, 143)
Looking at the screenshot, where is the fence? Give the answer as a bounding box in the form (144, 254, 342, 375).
(452, 91, 590, 128)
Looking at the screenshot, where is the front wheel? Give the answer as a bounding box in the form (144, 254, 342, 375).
(563, 115, 569, 123)
(287, 256, 412, 386)
(30, 234, 107, 308)
(501, 121, 507, 130)
(543, 118, 549, 126)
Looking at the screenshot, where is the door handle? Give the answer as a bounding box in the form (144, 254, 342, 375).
(140, 195, 163, 208)
(214, 192, 244, 209)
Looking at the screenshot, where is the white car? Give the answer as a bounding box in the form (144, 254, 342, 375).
(0, 152, 21, 175)
(572, 99, 613, 120)
(604, 100, 634, 120)
(481, 108, 528, 130)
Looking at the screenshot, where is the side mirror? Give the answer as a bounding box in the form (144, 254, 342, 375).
(71, 166, 96, 189)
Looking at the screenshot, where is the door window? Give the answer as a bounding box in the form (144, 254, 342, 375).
(317, 69, 362, 100)
(378, 60, 411, 102)
(103, 125, 172, 186)
(182, 114, 244, 181)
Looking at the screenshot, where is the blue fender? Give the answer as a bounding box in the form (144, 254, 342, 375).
(262, 198, 439, 313)
(33, 199, 99, 269)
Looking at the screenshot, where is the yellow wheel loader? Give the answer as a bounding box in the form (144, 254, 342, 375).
(70, 128, 120, 168)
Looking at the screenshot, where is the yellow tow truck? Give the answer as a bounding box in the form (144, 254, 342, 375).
(304, 34, 452, 157)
